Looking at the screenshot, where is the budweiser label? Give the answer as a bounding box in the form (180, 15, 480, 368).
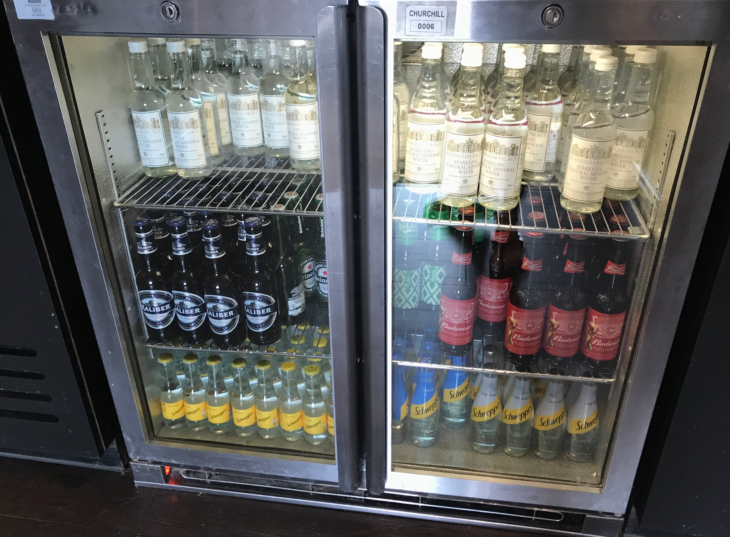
(521, 256, 542, 272)
(492, 231, 510, 244)
(543, 305, 586, 358)
(603, 260, 626, 275)
(451, 251, 472, 265)
(580, 307, 627, 361)
(505, 303, 546, 355)
(438, 294, 478, 346)
(477, 276, 511, 323)
(564, 259, 585, 273)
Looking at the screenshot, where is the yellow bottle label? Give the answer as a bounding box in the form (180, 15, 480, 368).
(327, 414, 335, 436)
(534, 405, 567, 431)
(443, 378, 470, 403)
(257, 408, 279, 429)
(410, 392, 439, 420)
(232, 406, 256, 428)
(471, 398, 501, 422)
(184, 401, 207, 422)
(568, 409, 599, 434)
(161, 399, 185, 421)
(470, 382, 480, 400)
(531, 379, 547, 399)
(280, 410, 304, 432)
(207, 402, 232, 424)
(148, 399, 162, 418)
(304, 414, 327, 435)
(502, 401, 534, 425)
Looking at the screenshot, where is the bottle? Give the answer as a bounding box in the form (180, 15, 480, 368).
(147, 37, 171, 94)
(560, 55, 619, 214)
(404, 43, 446, 193)
(303, 365, 328, 445)
(578, 235, 629, 376)
(393, 95, 401, 183)
(448, 43, 486, 107)
(285, 40, 320, 171)
(504, 232, 548, 371)
(564, 373, 600, 462)
(483, 44, 522, 114)
(607, 48, 657, 201)
(148, 210, 173, 272)
(205, 355, 232, 433)
(279, 361, 305, 441)
(165, 39, 213, 179)
(409, 367, 440, 447)
(127, 40, 176, 178)
(393, 42, 410, 173)
(183, 210, 205, 266)
(202, 219, 245, 348)
(254, 359, 281, 438)
(441, 45, 486, 208)
(134, 217, 177, 344)
(259, 41, 290, 158)
(314, 218, 329, 323)
(555, 46, 582, 174)
(392, 361, 409, 445)
(523, 44, 563, 183)
(271, 211, 307, 326)
(522, 45, 540, 97)
(478, 47, 528, 211)
(477, 230, 513, 343)
(201, 38, 233, 156)
(532, 373, 567, 459)
(470, 371, 502, 453)
(502, 369, 534, 457)
(612, 45, 645, 109)
(157, 353, 185, 429)
(307, 358, 331, 401)
(326, 392, 335, 441)
(181, 354, 207, 431)
(440, 354, 470, 428)
(298, 225, 318, 310)
(393, 220, 422, 331)
(227, 39, 265, 157)
(558, 45, 580, 96)
(230, 358, 257, 437)
(217, 38, 233, 77)
(419, 205, 450, 325)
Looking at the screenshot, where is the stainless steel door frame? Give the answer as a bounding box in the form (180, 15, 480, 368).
(3, 0, 358, 491)
(357, 0, 730, 513)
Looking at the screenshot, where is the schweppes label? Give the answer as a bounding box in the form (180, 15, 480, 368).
(534, 405, 567, 431)
(410, 392, 439, 420)
(470, 379, 481, 400)
(471, 398, 501, 422)
(443, 377, 470, 403)
(327, 414, 335, 436)
(531, 379, 547, 400)
(257, 408, 279, 429)
(161, 399, 185, 421)
(184, 400, 207, 422)
(280, 410, 304, 432)
(232, 406, 256, 428)
(502, 401, 534, 425)
(568, 409, 599, 434)
(304, 414, 327, 434)
(207, 402, 232, 424)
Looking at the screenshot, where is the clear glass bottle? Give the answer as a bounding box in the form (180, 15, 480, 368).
(285, 40, 320, 171)
(259, 40, 290, 159)
(448, 44, 487, 108)
(523, 44, 563, 183)
(127, 40, 176, 178)
(564, 374, 600, 462)
(255, 359, 281, 438)
(478, 47, 528, 211)
(409, 367, 440, 447)
(201, 38, 233, 155)
(205, 355, 232, 433)
(502, 370, 534, 457)
(607, 48, 657, 201)
(558, 45, 580, 96)
(230, 358, 257, 437)
(404, 43, 446, 194)
(165, 39, 213, 179)
(441, 45, 486, 208)
(326, 392, 335, 441)
(303, 364, 328, 445)
(182, 353, 208, 431)
(307, 358, 330, 401)
(226, 39, 264, 157)
(393, 42, 410, 174)
(470, 371, 502, 453)
(157, 353, 185, 429)
(392, 360, 408, 444)
(440, 355, 470, 428)
(279, 361, 305, 441)
(560, 55, 619, 214)
(188, 38, 225, 165)
(484, 44, 520, 114)
(531, 372, 567, 460)
(612, 45, 645, 109)
(557, 45, 591, 177)
(147, 37, 171, 95)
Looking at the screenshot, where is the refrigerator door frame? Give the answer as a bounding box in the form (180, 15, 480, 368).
(3, 0, 358, 492)
(357, 0, 730, 514)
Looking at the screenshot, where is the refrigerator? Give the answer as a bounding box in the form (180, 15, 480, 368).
(2, 0, 359, 494)
(356, 0, 730, 534)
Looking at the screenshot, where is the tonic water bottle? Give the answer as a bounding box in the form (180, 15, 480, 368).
(470, 371, 501, 453)
(157, 353, 185, 429)
(326, 392, 335, 441)
(409, 368, 440, 447)
(440, 354, 470, 428)
(392, 361, 409, 444)
(231, 358, 257, 437)
(502, 370, 534, 457)
(303, 365, 328, 445)
(205, 355, 232, 433)
(255, 359, 281, 439)
(532, 373, 567, 460)
(307, 358, 330, 401)
(564, 373, 600, 462)
(182, 353, 208, 431)
(279, 361, 305, 441)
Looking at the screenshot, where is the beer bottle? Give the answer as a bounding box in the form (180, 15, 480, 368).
(477, 230, 513, 343)
(314, 217, 329, 327)
(504, 232, 548, 371)
(242, 217, 283, 345)
(272, 207, 307, 326)
(233, 212, 248, 279)
(134, 217, 178, 344)
(169, 217, 210, 345)
(220, 213, 238, 253)
(298, 221, 318, 310)
(182, 208, 205, 268)
(202, 219, 245, 349)
(393, 220, 422, 332)
(148, 209, 174, 273)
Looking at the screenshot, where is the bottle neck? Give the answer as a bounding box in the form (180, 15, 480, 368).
(454, 65, 482, 109)
(500, 67, 526, 110)
(536, 52, 560, 90)
(233, 368, 252, 391)
(162, 363, 179, 388)
(305, 375, 323, 398)
(290, 45, 308, 81)
(246, 230, 271, 268)
(520, 239, 544, 283)
(175, 250, 194, 272)
(184, 363, 202, 386)
(188, 44, 204, 78)
(588, 69, 616, 112)
(451, 228, 473, 260)
(282, 370, 300, 393)
(208, 364, 226, 390)
(264, 56, 282, 76)
(201, 44, 220, 75)
(576, 54, 592, 90)
(394, 45, 405, 79)
(416, 57, 443, 100)
(138, 251, 158, 272)
(624, 62, 654, 105)
(169, 50, 192, 90)
(576, 382, 598, 404)
(567, 46, 581, 78)
(230, 50, 246, 77)
(131, 52, 156, 91)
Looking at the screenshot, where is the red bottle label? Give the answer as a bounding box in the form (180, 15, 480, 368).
(439, 294, 478, 346)
(580, 307, 627, 361)
(451, 251, 472, 265)
(505, 302, 546, 355)
(604, 261, 626, 275)
(543, 305, 586, 358)
(564, 259, 585, 273)
(492, 231, 510, 244)
(521, 257, 542, 272)
(477, 276, 512, 322)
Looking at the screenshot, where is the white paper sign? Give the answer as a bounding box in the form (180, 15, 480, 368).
(14, 0, 54, 20)
(405, 5, 448, 36)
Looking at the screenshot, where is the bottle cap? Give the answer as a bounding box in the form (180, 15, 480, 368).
(304, 365, 320, 377)
(309, 357, 323, 362)
(167, 216, 187, 231)
(421, 44, 443, 60)
(127, 40, 148, 53)
(595, 55, 619, 72)
(592, 45, 612, 54)
(524, 231, 544, 238)
(504, 50, 527, 69)
(255, 359, 272, 371)
(166, 40, 187, 53)
(148, 37, 166, 46)
(202, 218, 220, 232)
(182, 353, 199, 364)
(230, 39, 247, 52)
(271, 204, 286, 211)
(502, 43, 524, 51)
(460, 46, 482, 67)
(583, 45, 596, 54)
(611, 229, 630, 242)
(186, 38, 202, 46)
(590, 49, 612, 62)
(634, 48, 657, 64)
(281, 361, 297, 372)
(206, 355, 222, 365)
(541, 44, 561, 53)
(528, 211, 546, 223)
(569, 234, 588, 240)
(317, 325, 330, 335)
(296, 322, 311, 330)
(157, 353, 174, 364)
(289, 40, 307, 47)
(313, 337, 328, 349)
(283, 191, 300, 202)
(231, 358, 248, 369)
(291, 334, 306, 345)
(626, 45, 645, 56)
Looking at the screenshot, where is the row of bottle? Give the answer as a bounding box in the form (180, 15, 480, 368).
(128, 37, 320, 180)
(155, 352, 333, 445)
(134, 208, 328, 349)
(394, 41, 657, 215)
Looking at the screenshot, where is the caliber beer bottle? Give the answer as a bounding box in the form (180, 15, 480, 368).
(205, 355, 233, 433)
(255, 359, 281, 439)
(532, 372, 567, 460)
(392, 359, 409, 445)
(181, 354, 208, 431)
(230, 358, 257, 437)
(279, 361, 305, 441)
(470, 371, 502, 453)
(157, 353, 185, 429)
(409, 367, 440, 448)
(564, 373, 600, 462)
(303, 365, 329, 445)
(502, 368, 534, 457)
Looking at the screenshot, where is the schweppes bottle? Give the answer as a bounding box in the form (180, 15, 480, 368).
(502, 368, 534, 457)
(392, 360, 409, 445)
(409, 368, 440, 448)
(440, 354, 470, 428)
(531, 370, 567, 460)
(470, 372, 501, 453)
(564, 372, 600, 462)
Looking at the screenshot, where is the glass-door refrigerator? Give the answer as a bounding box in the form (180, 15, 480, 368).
(357, 0, 730, 532)
(3, 0, 358, 494)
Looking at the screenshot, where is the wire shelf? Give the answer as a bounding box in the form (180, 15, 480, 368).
(392, 183, 650, 241)
(116, 154, 323, 216)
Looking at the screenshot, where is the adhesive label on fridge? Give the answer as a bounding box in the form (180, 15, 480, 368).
(405, 5, 449, 36)
(14, 0, 54, 19)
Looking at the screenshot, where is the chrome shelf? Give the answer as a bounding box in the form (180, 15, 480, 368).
(115, 154, 322, 216)
(392, 183, 650, 240)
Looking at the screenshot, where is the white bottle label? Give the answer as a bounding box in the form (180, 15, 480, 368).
(562, 135, 615, 203)
(405, 118, 446, 184)
(260, 95, 289, 149)
(286, 102, 320, 160)
(479, 131, 525, 199)
(216, 93, 232, 145)
(131, 110, 170, 168)
(168, 110, 207, 169)
(524, 100, 561, 172)
(441, 129, 484, 196)
(201, 98, 220, 156)
(608, 128, 649, 191)
(228, 93, 264, 148)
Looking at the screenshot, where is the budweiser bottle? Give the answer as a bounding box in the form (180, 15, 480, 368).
(476, 230, 513, 343)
